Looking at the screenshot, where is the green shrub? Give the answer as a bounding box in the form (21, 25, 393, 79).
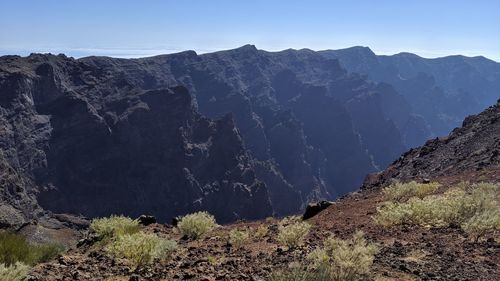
(0, 232, 64, 266)
(277, 217, 311, 248)
(89, 215, 140, 239)
(31, 242, 64, 264)
(383, 181, 440, 202)
(376, 182, 499, 239)
(228, 228, 249, 248)
(177, 211, 216, 239)
(0, 262, 29, 281)
(106, 232, 177, 269)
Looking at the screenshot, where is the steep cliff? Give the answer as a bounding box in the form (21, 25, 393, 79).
(78, 45, 406, 199)
(322, 47, 500, 144)
(0, 55, 272, 225)
(3, 46, 495, 226)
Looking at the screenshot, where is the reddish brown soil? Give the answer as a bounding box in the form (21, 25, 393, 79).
(29, 168, 500, 281)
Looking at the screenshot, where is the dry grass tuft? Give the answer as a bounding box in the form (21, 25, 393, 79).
(376, 182, 499, 240)
(177, 211, 217, 239)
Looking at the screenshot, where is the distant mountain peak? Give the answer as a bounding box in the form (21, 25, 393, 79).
(235, 44, 258, 52)
(392, 52, 423, 59)
(333, 46, 376, 56)
(346, 45, 374, 52)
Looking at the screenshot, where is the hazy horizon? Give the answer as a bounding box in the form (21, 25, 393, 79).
(2, 44, 499, 64)
(1, 0, 499, 61)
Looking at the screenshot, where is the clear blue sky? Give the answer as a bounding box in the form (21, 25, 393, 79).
(1, 0, 499, 61)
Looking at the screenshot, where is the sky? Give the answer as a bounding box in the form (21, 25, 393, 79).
(1, 0, 499, 61)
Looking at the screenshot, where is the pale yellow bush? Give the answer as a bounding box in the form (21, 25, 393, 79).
(0, 262, 29, 281)
(280, 232, 377, 281)
(277, 218, 311, 248)
(322, 231, 378, 281)
(306, 248, 330, 269)
(254, 225, 269, 239)
(177, 211, 216, 239)
(90, 215, 139, 238)
(269, 266, 331, 281)
(228, 228, 249, 248)
(373, 201, 410, 226)
(376, 182, 499, 239)
(375, 193, 468, 227)
(383, 181, 440, 202)
(106, 232, 177, 268)
(462, 208, 500, 240)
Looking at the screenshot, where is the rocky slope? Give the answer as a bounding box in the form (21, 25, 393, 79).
(363, 99, 500, 189)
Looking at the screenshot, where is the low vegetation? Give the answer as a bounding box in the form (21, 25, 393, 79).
(228, 228, 250, 248)
(277, 216, 311, 248)
(0, 232, 64, 266)
(105, 232, 177, 269)
(177, 211, 217, 239)
(0, 262, 30, 281)
(89, 215, 180, 269)
(254, 225, 269, 239)
(269, 265, 331, 281)
(462, 208, 500, 239)
(383, 181, 440, 202)
(376, 182, 499, 240)
(271, 231, 378, 281)
(89, 215, 140, 239)
(207, 255, 225, 266)
(315, 231, 378, 280)
(0, 232, 64, 281)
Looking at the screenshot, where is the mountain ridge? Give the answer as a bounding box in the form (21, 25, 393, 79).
(1, 45, 499, 228)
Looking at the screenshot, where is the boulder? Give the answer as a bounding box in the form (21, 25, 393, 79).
(302, 201, 334, 220)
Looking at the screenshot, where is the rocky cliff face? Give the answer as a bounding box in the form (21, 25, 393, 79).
(2, 46, 498, 226)
(363, 99, 500, 189)
(322, 47, 500, 144)
(0, 55, 272, 225)
(77, 45, 407, 199)
(0, 47, 410, 226)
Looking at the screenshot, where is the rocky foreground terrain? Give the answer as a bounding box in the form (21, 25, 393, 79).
(27, 100, 500, 280)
